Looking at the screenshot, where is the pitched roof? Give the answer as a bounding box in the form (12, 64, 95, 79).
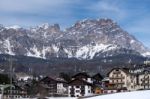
(92, 73, 103, 80)
(72, 72, 91, 79)
(68, 78, 92, 86)
(107, 68, 130, 76)
(40, 76, 67, 84)
(40, 76, 57, 83)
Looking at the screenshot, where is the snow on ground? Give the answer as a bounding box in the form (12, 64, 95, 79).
(87, 90, 150, 99)
(46, 98, 75, 99)
(0, 90, 149, 99)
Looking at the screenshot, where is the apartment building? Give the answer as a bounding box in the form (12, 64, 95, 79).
(68, 72, 93, 97)
(139, 70, 150, 89)
(68, 79, 93, 97)
(108, 68, 150, 91)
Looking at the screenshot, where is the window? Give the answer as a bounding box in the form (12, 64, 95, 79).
(121, 74, 123, 77)
(76, 86, 80, 88)
(76, 90, 80, 93)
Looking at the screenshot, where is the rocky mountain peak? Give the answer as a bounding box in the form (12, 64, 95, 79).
(72, 18, 116, 29)
(0, 18, 149, 59)
(31, 23, 60, 31)
(0, 24, 4, 28)
(5, 25, 21, 30)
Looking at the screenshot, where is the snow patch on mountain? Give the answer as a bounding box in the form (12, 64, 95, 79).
(142, 51, 150, 57)
(5, 25, 21, 30)
(27, 45, 41, 58)
(0, 18, 149, 59)
(38, 23, 50, 30)
(130, 40, 135, 44)
(26, 45, 60, 59)
(3, 39, 15, 55)
(75, 44, 117, 59)
(0, 28, 4, 32)
(52, 45, 59, 52)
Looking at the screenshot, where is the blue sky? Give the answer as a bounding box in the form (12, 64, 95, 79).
(0, 0, 150, 48)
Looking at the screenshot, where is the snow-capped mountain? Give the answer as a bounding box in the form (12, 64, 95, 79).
(5, 25, 21, 30)
(0, 18, 149, 59)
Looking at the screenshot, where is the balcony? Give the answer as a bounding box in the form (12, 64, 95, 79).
(110, 82, 124, 84)
(110, 77, 125, 79)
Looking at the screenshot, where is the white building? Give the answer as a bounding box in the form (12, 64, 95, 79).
(108, 68, 139, 91)
(71, 72, 93, 84)
(68, 72, 93, 97)
(144, 60, 150, 65)
(108, 68, 150, 91)
(56, 81, 68, 95)
(68, 79, 93, 97)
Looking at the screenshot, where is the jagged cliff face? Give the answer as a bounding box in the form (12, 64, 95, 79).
(0, 19, 149, 59)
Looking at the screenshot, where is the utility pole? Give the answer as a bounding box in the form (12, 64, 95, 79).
(74, 65, 77, 73)
(9, 55, 13, 98)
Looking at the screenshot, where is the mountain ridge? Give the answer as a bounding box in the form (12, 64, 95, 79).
(0, 18, 150, 59)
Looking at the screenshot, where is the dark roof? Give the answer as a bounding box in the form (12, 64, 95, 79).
(107, 67, 150, 76)
(38, 83, 50, 89)
(107, 68, 130, 76)
(72, 72, 91, 79)
(55, 78, 68, 83)
(5, 84, 23, 91)
(103, 87, 127, 90)
(142, 69, 150, 74)
(92, 73, 103, 80)
(40, 76, 57, 83)
(68, 78, 93, 86)
(40, 76, 67, 84)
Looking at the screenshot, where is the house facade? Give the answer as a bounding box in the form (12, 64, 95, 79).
(108, 68, 139, 91)
(71, 73, 93, 83)
(39, 76, 57, 95)
(92, 73, 103, 94)
(139, 70, 150, 89)
(68, 73, 93, 97)
(109, 68, 129, 90)
(39, 76, 68, 96)
(144, 60, 150, 65)
(68, 79, 92, 97)
(108, 68, 150, 91)
(2, 85, 29, 99)
(56, 80, 68, 95)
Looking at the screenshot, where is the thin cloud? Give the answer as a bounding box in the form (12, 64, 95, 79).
(87, 0, 127, 21)
(0, 0, 79, 27)
(125, 17, 150, 34)
(0, 0, 74, 12)
(0, 0, 149, 47)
